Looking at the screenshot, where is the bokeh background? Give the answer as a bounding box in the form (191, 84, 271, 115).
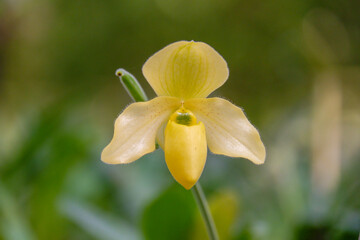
(1, 0, 359, 239)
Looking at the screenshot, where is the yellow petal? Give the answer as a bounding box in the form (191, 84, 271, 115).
(185, 98, 266, 164)
(142, 41, 229, 99)
(164, 120, 207, 190)
(101, 96, 181, 164)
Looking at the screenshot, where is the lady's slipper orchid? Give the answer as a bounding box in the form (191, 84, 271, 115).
(101, 41, 266, 189)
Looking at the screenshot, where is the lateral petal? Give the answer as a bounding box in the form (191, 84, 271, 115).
(156, 121, 166, 149)
(185, 98, 266, 164)
(101, 96, 181, 164)
(142, 41, 229, 99)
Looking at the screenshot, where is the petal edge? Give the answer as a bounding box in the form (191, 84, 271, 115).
(185, 98, 266, 164)
(101, 96, 181, 164)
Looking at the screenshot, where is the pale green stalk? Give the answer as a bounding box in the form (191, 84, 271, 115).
(115, 68, 148, 102)
(191, 183, 219, 240)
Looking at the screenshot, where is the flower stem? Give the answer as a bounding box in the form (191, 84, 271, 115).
(191, 183, 219, 240)
(116, 69, 217, 237)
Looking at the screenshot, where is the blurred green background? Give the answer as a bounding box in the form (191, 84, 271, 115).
(0, 0, 359, 239)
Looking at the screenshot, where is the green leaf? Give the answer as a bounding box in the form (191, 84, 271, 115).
(0, 181, 35, 240)
(141, 184, 196, 240)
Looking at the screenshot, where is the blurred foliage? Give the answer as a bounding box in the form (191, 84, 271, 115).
(1, 0, 360, 239)
(141, 185, 196, 240)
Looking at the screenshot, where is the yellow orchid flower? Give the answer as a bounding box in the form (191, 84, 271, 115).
(101, 41, 266, 190)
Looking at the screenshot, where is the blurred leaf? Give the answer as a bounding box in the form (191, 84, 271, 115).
(59, 197, 140, 240)
(234, 226, 253, 240)
(0, 181, 35, 240)
(190, 190, 239, 240)
(0, 107, 64, 178)
(141, 184, 196, 240)
(302, 9, 350, 66)
(27, 123, 93, 240)
(0, 104, 95, 240)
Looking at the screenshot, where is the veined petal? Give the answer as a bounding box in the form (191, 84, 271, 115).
(185, 98, 266, 164)
(142, 41, 229, 99)
(101, 96, 181, 164)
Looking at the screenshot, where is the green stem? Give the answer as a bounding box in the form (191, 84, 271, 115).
(191, 183, 219, 240)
